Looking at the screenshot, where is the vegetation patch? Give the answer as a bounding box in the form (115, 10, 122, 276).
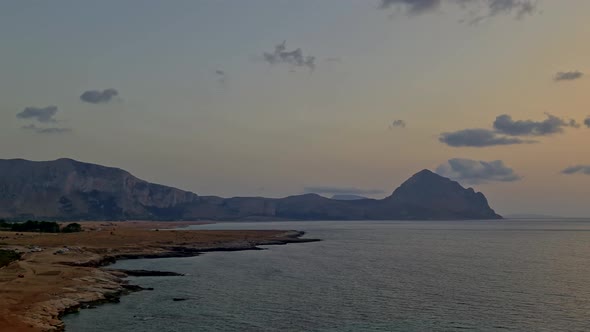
(0, 220, 83, 233)
(0, 249, 21, 268)
(11, 220, 60, 233)
(61, 223, 82, 233)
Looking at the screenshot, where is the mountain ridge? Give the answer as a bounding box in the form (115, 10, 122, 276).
(330, 194, 370, 201)
(0, 158, 502, 221)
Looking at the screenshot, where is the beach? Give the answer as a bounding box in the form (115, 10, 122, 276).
(0, 222, 316, 332)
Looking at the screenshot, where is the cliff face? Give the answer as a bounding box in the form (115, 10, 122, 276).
(0, 159, 501, 221)
(0, 159, 199, 220)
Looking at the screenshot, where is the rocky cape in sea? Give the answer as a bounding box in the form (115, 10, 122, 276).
(0, 158, 502, 221)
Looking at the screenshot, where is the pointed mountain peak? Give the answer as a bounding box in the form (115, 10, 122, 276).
(415, 168, 434, 175)
(391, 169, 456, 197)
(410, 169, 438, 179)
(403, 169, 451, 187)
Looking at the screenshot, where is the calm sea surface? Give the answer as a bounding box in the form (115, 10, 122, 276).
(64, 220, 590, 332)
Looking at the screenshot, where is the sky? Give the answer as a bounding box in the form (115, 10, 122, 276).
(1, 0, 590, 217)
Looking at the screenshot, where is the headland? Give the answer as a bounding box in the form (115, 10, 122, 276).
(0, 222, 318, 332)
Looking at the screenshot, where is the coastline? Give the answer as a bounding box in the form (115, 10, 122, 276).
(0, 222, 319, 332)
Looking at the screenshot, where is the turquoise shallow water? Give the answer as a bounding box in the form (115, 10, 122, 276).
(64, 220, 590, 332)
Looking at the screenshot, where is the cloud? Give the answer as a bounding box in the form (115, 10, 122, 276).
(16, 106, 59, 123)
(304, 186, 385, 195)
(485, 0, 536, 18)
(380, 0, 441, 15)
(263, 41, 316, 71)
(569, 119, 581, 128)
(17, 106, 70, 133)
(561, 165, 590, 175)
(390, 119, 406, 129)
(440, 113, 579, 148)
(554, 71, 584, 82)
(436, 158, 522, 184)
(493, 113, 579, 136)
(439, 128, 533, 147)
(215, 69, 227, 86)
(21, 124, 71, 134)
(379, 0, 537, 20)
(379, 0, 537, 25)
(80, 88, 119, 104)
(585, 117, 590, 128)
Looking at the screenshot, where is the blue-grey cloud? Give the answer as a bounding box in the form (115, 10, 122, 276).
(493, 113, 579, 136)
(215, 69, 228, 86)
(436, 158, 522, 184)
(390, 119, 406, 129)
(439, 128, 533, 147)
(263, 41, 315, 71)
(380, 0, 441, 15)
(379, 0, 537, 20)
(304, 186, 384, 195)
(21, 124, 71, 134)
(561, 165, 590, 175)
(16, 106, 59, 123)
(80, 88, 119, 104)
(483, 0, 536, 18)
(585, 117, 590, 128)
(554, 71, 584, 82)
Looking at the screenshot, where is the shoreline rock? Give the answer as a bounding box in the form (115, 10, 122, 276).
(50, 230, 319, 331)
(107, 269, 184, 277)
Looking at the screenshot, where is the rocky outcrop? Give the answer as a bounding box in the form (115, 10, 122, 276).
(107, 269, 184, 277)
(0, 159, 501, 220)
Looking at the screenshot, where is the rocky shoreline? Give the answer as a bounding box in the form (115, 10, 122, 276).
(0, 225, 319, 332)
(56, 231, 319, 331)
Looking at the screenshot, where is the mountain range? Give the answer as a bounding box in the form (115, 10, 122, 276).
(0, 158, 502, 221)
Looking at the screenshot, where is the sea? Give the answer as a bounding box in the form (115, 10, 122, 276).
(63, 220, 590, 332)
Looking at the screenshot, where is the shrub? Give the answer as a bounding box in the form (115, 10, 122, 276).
(61, 223, 82, 233)
(0, 249, 21, 268)
(0, 220, 11, 230)
(11, 220, 60, 233)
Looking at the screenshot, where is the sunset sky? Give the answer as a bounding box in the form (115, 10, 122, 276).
(1, 1, 589, 217)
